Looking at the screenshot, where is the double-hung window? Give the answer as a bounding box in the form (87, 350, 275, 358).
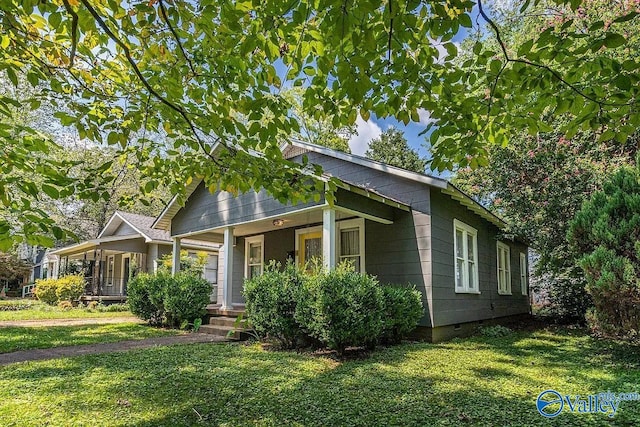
(245, 235, 264, 279)
(520, 253, 527, 295)
(453, 219, 478, 293)
(497, 242, 511, 294)
(338, 218, 365, 273)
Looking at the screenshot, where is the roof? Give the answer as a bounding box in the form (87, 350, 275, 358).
(153, 139, 506, 230)
(51, 211, 218, 256)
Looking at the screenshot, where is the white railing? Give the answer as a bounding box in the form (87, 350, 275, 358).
(22, 283, 36, 298)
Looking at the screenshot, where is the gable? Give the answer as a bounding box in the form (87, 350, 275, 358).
(112, 222, 137, 237)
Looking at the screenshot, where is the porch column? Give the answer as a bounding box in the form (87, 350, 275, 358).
(221, 226, 234, 310)
(322, 207, 336, 270)
(171, 237, 181, 276)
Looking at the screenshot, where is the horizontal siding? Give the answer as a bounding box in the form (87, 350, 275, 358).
(172, 184, 323, 236)
(365, 211, 433, 327)
(113, 223, 136, 236)
(430, 188, 530, 327)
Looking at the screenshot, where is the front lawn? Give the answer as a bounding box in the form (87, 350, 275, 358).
(0, 323, 181, 354)
(0, 299, 133, 321)
(0, 327, 638, 426)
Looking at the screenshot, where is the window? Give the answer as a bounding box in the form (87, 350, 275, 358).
(520, 253, 527, 295)
(204, 254, 219, 284)
(497, 242, 511, 295)
(245, 235, 264, 279)
(338, 218, 365, 273)
(453, 219, 479, 293)
(106, 255, 115, 287)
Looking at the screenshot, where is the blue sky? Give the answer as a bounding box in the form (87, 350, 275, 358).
(346, 7, 483, 168)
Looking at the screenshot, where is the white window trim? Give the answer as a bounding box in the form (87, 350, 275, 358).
(337, 218, 366, 274)
(244, 235, 264, 279)
(120, 253, 130, 283)
(106, 255, 115, 287)
(294, 219, 366, 273)
(520, 252, 527, 295)
(497, 241, 512, 295)
(294, 225, 322, 266)
(453, 219, 480, 294)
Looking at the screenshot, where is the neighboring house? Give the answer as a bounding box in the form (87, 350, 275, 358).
(153, 140, 530, 342)
(50, 211, 219, 302)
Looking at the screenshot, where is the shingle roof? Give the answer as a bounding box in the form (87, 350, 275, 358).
(114, 211, 219, 248)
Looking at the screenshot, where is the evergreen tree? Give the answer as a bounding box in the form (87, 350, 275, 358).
(365, 129, 426, 173)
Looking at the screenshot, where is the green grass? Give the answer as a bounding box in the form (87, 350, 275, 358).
(0, 323, 181, 353)
(0, 327, 638, 426)
(0, 299, 133, 321)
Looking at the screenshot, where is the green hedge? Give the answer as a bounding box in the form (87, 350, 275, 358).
(381, 285, 424, 344)
(34, 275, 85, 305)
(243, 262, 423, 353)
(244, 261, 307, 348)
(128, 272, 210, 327)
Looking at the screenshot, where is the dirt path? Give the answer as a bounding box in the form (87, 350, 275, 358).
(0, 334, 229, 366)
(0, 316, 141, 328)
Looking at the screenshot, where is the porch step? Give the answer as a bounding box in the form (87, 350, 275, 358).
(206, 304, 246, 318)
(208, 316, 239, 327)
(198, 324, 251, 340)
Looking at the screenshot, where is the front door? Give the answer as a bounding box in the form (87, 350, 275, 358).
(298, 231, 322, 269)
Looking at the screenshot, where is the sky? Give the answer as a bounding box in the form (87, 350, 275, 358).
(345, 10, 480, 164)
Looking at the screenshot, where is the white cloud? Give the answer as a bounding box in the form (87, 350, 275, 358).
(417, 108, 436, 126)
(349, 116, 382, 156)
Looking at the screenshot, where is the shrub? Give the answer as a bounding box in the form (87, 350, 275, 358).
(568, 163, 640, 337)
(34, 278, 59, 305)
(243, 260, 308, 348)
(163, 272, 211, 326)
(479, 325, 513, 338)
(55, 275, 85, 302)
(127, 273, 170, 325)
(57, 300, 73, 311)
(98, 303, 130, 312)
(295, 263, 385, 354)
(381, 285, 423, 344)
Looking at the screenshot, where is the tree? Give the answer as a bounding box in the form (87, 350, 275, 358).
(568, 162, 640, 336)
(1, 0, 638, 249)
(282, 88, 353, 153)
(453, 0, 640, 321)
(365, 128, 426, 173)
(0, 252, 32, 282)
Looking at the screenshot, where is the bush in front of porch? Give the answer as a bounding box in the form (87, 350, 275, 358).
(243, 261, 423, 354)
(34, 275, 85, 306)
(127, 272, 210, 328)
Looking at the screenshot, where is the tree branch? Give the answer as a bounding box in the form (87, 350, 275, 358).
(158, 0, 197, 77)
(477, 0, 628, 109)
(61, 0, 78, 69)
(79, 0, 224, 165)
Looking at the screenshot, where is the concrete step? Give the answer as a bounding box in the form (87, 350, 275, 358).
(208, 316, 241, 327)
(206, 305, 246, 318)
(198, 324, 251, 340)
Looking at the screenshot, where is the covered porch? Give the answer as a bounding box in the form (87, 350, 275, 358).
(51, 237, 148, 298)
(170, 186, 410, 310)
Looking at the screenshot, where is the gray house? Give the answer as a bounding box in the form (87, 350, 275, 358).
(50, 211, 219, 302)
(154, 140, 530, 341)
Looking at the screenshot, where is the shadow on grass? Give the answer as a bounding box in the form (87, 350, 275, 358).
(0, 328, 638, 427)
(0, 323, 176, 353)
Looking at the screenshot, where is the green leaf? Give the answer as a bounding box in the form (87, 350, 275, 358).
(603, 33, 626, 49)
(41, 184, 59, 199)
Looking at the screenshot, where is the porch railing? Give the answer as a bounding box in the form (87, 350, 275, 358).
(22, 283, 36, 298)
(83, 277, 128, 296)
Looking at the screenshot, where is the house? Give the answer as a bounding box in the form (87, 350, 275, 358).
(49, 211, 219, 303)
(153, 140, 530, 342)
